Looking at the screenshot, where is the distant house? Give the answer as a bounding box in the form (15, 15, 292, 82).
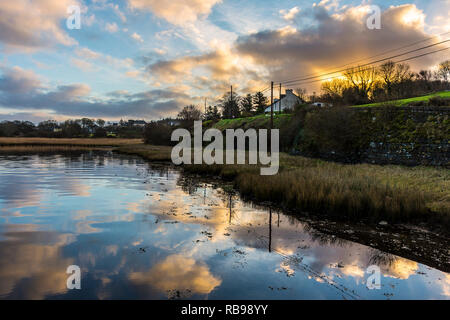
(312, 102, 333, 108)
(264, 89, 304, 113)
(128, 120, 147, 127)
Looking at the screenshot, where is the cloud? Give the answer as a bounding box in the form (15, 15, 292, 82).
(127, 0, 221, 26)
(129, 254, 221, 295)
(0, 66, 189, 120)
(0, 66, 43, 94)
(0, 0, 79, 50)
(74, 47, 134, 69)
(235, 4, 447, 91)
(280, 7, 300, 21)
(131, 32, 144, 42)
(70, 58, 96, 72)
(105, 22, 119, 33)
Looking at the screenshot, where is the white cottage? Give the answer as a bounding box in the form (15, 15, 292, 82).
(264, 89, 304, 113)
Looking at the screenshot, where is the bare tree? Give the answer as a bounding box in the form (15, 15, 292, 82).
(438, 60, 450, 81)
(177, 105, 202, 122)
(295, 88, 307, 101)
(344, 66, 377, 102)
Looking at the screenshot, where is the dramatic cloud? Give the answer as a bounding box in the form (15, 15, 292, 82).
(0, 0, 79, 50)
(127, 0, 222, 25)
(236, 4, 448, 90)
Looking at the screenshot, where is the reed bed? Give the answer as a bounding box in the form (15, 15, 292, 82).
(182, 153, 449, 225)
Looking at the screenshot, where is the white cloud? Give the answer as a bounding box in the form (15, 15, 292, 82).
(280, 7, 300, 21)
(105, 22, 119, 33)
(0, 0, 80, 50)
(127, 0, 221, 26)
(131, 32, 144, 42)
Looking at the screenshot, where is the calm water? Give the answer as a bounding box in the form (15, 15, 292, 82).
(0, 151, 448, 300)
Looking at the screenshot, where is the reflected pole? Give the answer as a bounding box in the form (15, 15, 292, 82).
(268, 207, 272, 253)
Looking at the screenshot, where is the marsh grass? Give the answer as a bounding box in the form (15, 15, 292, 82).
(182, 153, 449, 225)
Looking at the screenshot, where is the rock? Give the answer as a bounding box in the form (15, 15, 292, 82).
(379, 221, 388, 226)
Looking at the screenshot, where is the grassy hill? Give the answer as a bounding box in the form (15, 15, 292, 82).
(204, 113, 292, 131)
(353, 91, 450, 108)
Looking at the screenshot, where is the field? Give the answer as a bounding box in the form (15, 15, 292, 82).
(353, 91, 450, 108)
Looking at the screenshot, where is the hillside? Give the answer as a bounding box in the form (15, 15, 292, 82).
(353, 91, 450, 108)
(204, 113, 292, 130)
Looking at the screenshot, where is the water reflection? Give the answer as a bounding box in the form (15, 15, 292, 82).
(0, 152, 448, 300)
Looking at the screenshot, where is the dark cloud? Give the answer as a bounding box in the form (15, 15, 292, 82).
(0, 67, 185, 120)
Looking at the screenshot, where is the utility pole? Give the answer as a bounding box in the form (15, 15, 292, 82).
(230, 85, 233, 119)
(204, 97, 207, 114)
(270, 81, 274, 130)
(279, 83, 282, 114)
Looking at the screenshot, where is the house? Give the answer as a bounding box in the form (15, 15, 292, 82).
(312, 102, 333, 107)
(128, 120, 147, 127)
(264, 89, 304, 113)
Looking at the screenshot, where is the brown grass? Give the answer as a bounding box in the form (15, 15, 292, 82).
(118, 145, 449, 225)
(0, 137, 142, 147)
(117, 144, 173, 161)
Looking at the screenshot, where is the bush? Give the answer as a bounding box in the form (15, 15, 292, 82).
(300, 107, 365, 157)
(143, 121, 175, 146)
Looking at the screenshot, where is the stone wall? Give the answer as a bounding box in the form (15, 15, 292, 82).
(295, 106, 449, 167)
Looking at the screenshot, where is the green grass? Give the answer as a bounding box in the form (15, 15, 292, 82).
(211, 113, 292, 131)
(352, 91, 450, 108)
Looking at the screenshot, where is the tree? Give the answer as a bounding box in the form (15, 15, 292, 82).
(241, 94, 254, 115)
(344, 65, 377, 103)
(61, 120, 82, 137)
(220, 92, 240, 119)
(204, 105, 221, 121)
(321, 79, 348, 99)
(438, 60, 450, 81)
(177, 105, 202, 122)
(96, 119, 105, 128)
(295, 88, 307, 101)
(253, 91, 268, 114)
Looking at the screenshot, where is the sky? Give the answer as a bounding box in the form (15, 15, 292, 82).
(0, 0, 448, 122)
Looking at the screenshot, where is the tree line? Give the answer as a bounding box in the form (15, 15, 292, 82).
(318, 60, 450, 105)
(0, 118, 144, 138)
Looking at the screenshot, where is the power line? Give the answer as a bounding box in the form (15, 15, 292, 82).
(247, 32, 450, 99)
(282, 46, 450, 87)
(280, 39, 449, 86)
(275, 31, 450, 84)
